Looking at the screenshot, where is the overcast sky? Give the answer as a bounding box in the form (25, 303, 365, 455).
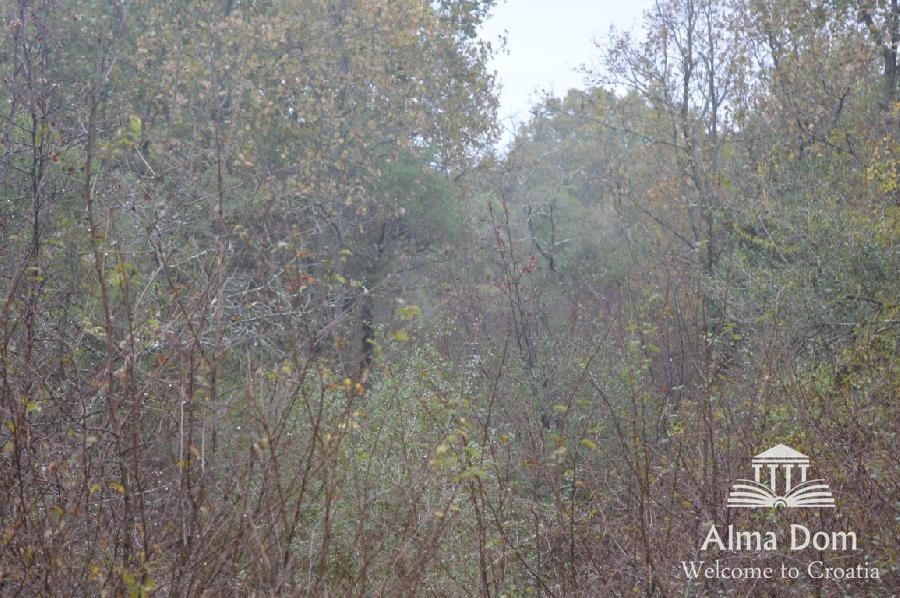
(480, 0, 651, 139)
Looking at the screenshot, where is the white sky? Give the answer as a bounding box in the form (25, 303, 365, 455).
(480, 0, 651, 139)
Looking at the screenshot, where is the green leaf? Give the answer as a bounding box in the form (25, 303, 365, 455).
(396, 305, 422, 320)
(129, 114, 142, 137)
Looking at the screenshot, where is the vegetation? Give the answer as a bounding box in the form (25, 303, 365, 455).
(0, 0, 896, 594)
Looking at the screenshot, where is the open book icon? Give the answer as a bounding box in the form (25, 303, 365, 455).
(726, 444, 837, 508)
(726, 478, 836, 508)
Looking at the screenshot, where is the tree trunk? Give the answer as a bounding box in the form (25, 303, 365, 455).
(883, 0, 899, 110)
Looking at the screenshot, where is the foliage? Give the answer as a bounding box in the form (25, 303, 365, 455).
(0, 0, 896, 594)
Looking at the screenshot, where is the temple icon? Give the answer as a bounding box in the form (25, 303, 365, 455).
(727, 444, 836, 508)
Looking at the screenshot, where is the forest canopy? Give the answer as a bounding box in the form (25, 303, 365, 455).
(0, 0, 897, 595)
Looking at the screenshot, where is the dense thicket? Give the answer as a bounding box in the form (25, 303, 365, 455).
(1, 0, 896, 595)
